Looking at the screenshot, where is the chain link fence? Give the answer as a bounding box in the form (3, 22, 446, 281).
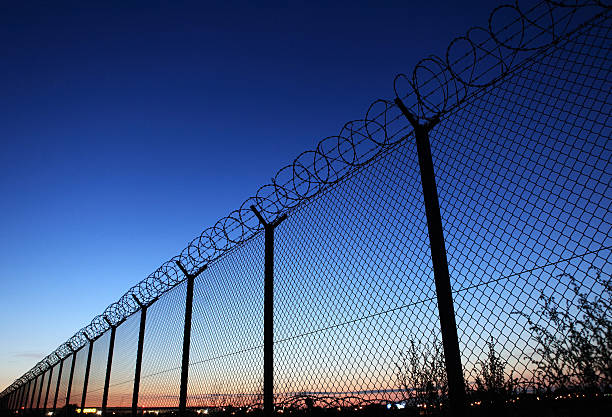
(1, 1, 610, 416)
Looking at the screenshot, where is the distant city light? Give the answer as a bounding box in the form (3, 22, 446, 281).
(76, 408, 98, 414)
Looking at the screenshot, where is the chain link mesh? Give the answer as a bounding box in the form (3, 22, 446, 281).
(45, 364, 59, 410)
(54, 355, 73, 410)
(434, 10, 611, 394)
(26, 375, 38, 410)
(138, 283, 186, 409)
(272, 136, 435, 405)
(107, 312, 140, 409)
(34, 370, 46, 410)
(1, 1, 610, 415)
(84, 331, 111, 408)
(187, 235, 265, 408)
(69, 345, 88, 406)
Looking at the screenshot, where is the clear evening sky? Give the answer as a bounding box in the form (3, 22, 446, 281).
(1, 0, 497, 389)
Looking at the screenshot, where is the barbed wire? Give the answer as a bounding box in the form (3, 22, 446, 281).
(1, 0, 610, 399)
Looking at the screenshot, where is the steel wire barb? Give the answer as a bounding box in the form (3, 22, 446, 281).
(1, 0, 610, 400)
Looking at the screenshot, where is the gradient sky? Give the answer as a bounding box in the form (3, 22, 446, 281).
(0, 0, 498, 389)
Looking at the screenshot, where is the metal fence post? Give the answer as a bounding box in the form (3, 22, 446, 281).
(16, 385, 22, 411)
(250, 206, 287, 417)
(132, 295, 149, 417)
(28, 377, 37, 411)
(20, 383, 27, 411)
(43, 364, 54, 414)
(16, 383, 22, 410)
(20, 380, 27, 411)
(176, 261, 208, 416)
(395, 98, 466, 415)
(24, 381, 31, 411)
(22, 380, 31, 411)
(80, 337, 95, 412)
(11, 389, 17, 411)
(36, 371, 45, 410)
(12, 387, 20, 411)
(21, 383, 27, 411)
(65, 349, 78, 408)
(52, 359, 64, 413)
(27, 379, 33, 410)
(18, 385, 24, 411)
(102, 317, 117, 416)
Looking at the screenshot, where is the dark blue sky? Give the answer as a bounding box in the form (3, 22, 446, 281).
(0, 0, 495, 387)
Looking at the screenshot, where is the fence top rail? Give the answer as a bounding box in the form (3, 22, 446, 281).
(1, 0, 610, 398)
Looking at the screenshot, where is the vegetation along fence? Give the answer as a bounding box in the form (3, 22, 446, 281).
(2, 1, 610, 416)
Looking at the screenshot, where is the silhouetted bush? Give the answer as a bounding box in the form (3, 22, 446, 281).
(516, 267, 611, 394)
(468, 337, 516, 412)
(396, 339, 448, 415)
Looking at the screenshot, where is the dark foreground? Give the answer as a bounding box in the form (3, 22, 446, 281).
(3, 395, 612, 417)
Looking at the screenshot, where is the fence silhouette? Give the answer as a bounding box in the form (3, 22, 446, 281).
(2, 0, 610, 416)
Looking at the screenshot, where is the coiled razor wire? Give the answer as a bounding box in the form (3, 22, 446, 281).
(1, 0, 610, 398)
